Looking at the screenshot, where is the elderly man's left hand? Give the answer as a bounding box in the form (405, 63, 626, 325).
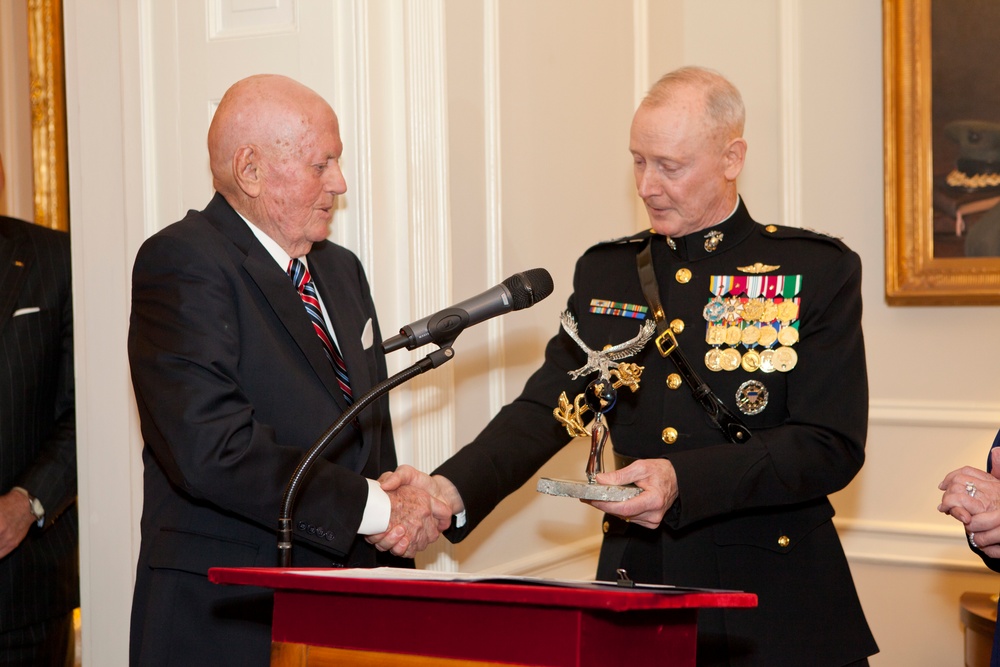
(585, 459, 679, 529)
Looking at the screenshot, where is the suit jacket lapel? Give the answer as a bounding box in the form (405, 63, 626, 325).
(309, 248, 374, 471)
(0, 220, 29, 336)
(310, 264, 373, 403)
(203, 195, 350, 414)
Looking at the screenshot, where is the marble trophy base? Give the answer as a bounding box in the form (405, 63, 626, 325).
(536, 477, 642, 501)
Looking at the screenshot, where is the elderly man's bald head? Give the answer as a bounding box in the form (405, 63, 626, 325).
(208, 74, 334, 194)
(208, 74, 347, 258)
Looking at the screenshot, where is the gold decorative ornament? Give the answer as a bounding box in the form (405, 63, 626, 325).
(777, 326, 799, 346)
(738, 262, 781, 274)
(772, 346, 798, 372)
(740, 349, 761, 373)
(552, 363, 645, 438)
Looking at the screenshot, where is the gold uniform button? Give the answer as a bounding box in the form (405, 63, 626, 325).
(670, 318, 684, 334)
(661, 427, 678, 444)
(765, 225, 778, 233)
(675, 268, 692, 284)
(666, 373, 682, 390)
(778, 535, 790, 548)
(603, 521, 610, 534)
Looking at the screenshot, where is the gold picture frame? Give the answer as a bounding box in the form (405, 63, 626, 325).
(28, 0, 68, 232)
(884, 0, 1000, 305)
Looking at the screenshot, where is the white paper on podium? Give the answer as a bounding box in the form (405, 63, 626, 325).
(281, 566, 733, 594)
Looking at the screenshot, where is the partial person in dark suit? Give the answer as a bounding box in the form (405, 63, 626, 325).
(375, 66, 877, 666)
(0, 152, 78, 667)
(127, 74, 449, 667)
(938, 429, 1000, 667)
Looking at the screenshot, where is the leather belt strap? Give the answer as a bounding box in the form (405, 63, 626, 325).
(636, 238, 752, 444)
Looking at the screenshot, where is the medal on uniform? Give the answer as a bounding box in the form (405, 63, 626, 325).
(736, 379, 769, 415)
(539, 312, 655, 501)
(704, 271, 803, 375)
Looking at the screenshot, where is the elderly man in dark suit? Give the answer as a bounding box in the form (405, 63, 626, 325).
(127, 75, 449, 666)
(0, 152, 78, 667)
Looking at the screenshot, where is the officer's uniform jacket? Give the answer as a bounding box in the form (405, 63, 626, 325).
(435, 199, 878, 666)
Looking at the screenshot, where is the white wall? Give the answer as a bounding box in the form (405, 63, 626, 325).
(63, 0, 1000, 664)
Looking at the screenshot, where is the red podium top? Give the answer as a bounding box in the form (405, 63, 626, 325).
(209, 566, 756, 611)
(210, 567, 757, 667)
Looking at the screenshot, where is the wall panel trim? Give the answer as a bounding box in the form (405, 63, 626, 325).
(870, 399, 1000, 429)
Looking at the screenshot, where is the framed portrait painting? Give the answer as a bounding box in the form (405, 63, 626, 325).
(884, 0, 1000, 304)
(28, 0, 68, 232)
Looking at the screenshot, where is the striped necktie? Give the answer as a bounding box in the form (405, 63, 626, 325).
(287, 258, 353, 404)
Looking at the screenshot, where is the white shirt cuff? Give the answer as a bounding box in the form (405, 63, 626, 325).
(358, 478, 391, 535)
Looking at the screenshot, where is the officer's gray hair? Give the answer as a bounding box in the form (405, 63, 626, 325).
(642, 66, 745, 140)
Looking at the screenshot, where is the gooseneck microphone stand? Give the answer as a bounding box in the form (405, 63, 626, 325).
(277, 344, 455, 567)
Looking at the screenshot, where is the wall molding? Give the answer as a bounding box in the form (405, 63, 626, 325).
(477, 535, 603, 580)
(474, 516, 991, 579)
(206, 0, 297, 41)
(778, 0, 803, 229)
(632, 0, 649, 107)
(835, 517, 988, 573)
(483, 0, 506, 417)
(402, 0, 456, 572)
(869, 399, 1000, 429)
(332, 0, 374, 270)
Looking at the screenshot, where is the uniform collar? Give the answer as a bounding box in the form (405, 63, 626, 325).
(659, 196, 756, 262)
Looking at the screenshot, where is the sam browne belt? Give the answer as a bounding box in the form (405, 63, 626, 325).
(636, 238, 752, 444)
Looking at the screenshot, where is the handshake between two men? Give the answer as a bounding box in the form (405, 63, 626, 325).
(364, 458, 684, 559)
(365, 467, 465, 559)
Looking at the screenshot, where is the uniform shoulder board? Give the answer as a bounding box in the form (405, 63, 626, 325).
(583, 228, 656, 255)
(758, 223, 849, 249)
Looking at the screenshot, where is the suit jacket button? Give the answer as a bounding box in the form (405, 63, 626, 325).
(602, 521, 610, 534)
(666, 373, 682, 390)
(661, 427, 678, 444)
(675, 268, 692, 284)
(778, 535, 790, 548)
(670, 319, 684, 334)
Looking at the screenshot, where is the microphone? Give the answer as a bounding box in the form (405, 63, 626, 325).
(382, 268, 553, 353)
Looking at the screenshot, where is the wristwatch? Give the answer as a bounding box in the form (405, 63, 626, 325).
(11, 487, 44, 526)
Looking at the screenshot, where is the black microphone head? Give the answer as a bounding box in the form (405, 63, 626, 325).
(502, 268, 554, 310)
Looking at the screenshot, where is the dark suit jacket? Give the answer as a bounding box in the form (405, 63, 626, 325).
(435, 200, 877, 666)
(128, 194, 397, 666)
(0, 216, 78, 634)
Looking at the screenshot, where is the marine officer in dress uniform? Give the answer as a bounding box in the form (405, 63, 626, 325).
(373, 65, 878, 667)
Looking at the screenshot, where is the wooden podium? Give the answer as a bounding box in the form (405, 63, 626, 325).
(209, 567, 757, 667)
